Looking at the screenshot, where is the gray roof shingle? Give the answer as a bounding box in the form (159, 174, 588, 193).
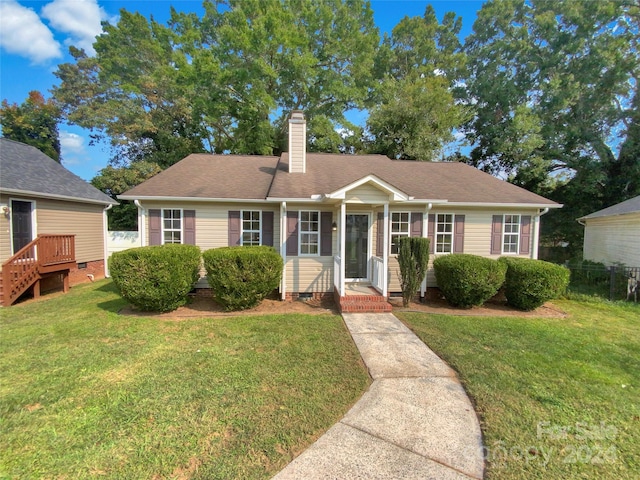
(0, 138, 115, 205)
(580, 195, 640, 220)
(121, 151, 558, 207)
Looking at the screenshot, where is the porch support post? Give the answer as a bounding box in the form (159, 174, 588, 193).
(339, 201, 346, 297)
(382, 202, 389, 298)
(280, 202, 287, 300)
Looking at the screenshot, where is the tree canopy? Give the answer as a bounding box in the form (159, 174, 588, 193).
(0, 91, 61, 162)
(42, 0, 640, 253)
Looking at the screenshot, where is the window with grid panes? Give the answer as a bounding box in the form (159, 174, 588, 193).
(390, 212, 410, 254)
(241, 210, 261, 245)
(436, 214, 454, 253)
(163, 209, 182, 244)
(503, 214, 520, 253)
(299, 211, 319, 255)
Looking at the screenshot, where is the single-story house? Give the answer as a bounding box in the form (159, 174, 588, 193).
(120, 111, 561, 311)
(0, 138, 116, 305)
(578, 195, 640, 267)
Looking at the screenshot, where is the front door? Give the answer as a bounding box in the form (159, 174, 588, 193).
(345, 214, 369, 280)
(11, 200, 33, 253)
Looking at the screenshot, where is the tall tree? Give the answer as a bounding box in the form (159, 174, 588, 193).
(1, 91, 61, 162)
(53, 0, 379, 165)
(366, 5, 469, 160)
(91, 161, 162, 230)
(464, 0, 639, 252)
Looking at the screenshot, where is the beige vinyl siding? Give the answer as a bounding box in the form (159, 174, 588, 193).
(141, 202, 280, 250)
(284, 204, 337, 293)
(584, 213, 640, 267)
(345, 183, 390, 204)
(382, 207, 539, 292)
(36, 198, 105, 263)
(142, 202, 281, 288)
(0, 194, 13, 262)
(286, 257, 334, 293)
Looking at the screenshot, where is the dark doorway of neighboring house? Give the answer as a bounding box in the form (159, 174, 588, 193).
(11, 200, 33, 253)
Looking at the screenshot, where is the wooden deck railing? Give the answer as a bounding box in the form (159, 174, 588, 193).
(1, 234, 75, 306)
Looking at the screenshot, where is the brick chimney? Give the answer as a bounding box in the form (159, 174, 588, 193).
(288, 110, 306, 173)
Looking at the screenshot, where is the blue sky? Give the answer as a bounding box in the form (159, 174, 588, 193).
(0, 0, 484, 180)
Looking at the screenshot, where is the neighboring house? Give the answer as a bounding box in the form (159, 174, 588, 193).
(578, 195, 640, 267)
(120, 111, 561, 311)
(0, 138, 116, 305)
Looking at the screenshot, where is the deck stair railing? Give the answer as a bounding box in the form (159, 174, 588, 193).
(1, 234, 75, 306)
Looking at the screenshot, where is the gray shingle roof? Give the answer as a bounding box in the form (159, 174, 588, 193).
(579, 195, 640, 220)
(0, 138, 115, 205)
(121, 151, 559, 207)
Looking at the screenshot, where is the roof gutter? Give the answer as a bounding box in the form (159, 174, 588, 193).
(531, 207, 550, 260)
(1, 188, 117, 206)
(134, 200, 146, 247)
(103, 204, 113, 277)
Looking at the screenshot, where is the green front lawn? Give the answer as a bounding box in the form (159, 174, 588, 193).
(397, 300, 639, 479)
(0, 281, 369, 479)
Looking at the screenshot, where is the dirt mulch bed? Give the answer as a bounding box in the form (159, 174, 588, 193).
(119, 293, 566, 319)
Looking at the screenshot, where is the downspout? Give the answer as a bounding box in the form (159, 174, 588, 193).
(103, 203, 113, 278)
(280, 202, 287, 300)
(134, 200, 146, 247)
(421, 203, 433, 297)
(532, 207, 549, 259)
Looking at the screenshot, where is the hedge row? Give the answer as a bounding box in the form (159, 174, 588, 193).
(109, 245, 283, 312)
(434, 254, 569, 310)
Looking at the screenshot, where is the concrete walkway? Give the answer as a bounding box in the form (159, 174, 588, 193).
(273, 312, 485, 480)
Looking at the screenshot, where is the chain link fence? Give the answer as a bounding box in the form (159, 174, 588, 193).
(564, 261, 640, 302)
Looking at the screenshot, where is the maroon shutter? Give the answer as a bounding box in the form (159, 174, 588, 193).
(262, 211, 274, 247)
(228, 211, 241, 246)
(453, 215, 465, 253)
(427, 214, 435, 254)
(184, 210, 196, 245)
(376, 212, 384, 257)
(286, 211, 298, 256)
(520, 215, 532, 255)
(491, 215, 503, 254)
(410, 212, 422, 237)
(320, 212, 332, 256)
(149, 209, 161, 245)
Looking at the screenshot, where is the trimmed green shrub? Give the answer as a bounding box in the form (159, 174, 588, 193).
(500, 257, 570, 311)
(397, 237, 430, 307)
(433, 254, 507, 308)
(203, 246, 283, 311)
(109, 244, 201, 312)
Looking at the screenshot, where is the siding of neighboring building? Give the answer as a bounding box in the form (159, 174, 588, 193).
(36, 198, 105, 263)
(0, 194, 105, 265)
(583, 213, 640, 267)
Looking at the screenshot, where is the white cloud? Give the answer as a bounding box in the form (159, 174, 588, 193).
(60, 131, 86, 161)
(0, 0, 62, 64)
(41, 0, 110, 54)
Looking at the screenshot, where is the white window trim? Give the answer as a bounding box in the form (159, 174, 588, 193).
(502, 214, 521, 255)
(161, 208, 183, 245)
(390, 211, 410, 256)
(241, 210, 262, 246)
(299, 210, 320, 256)
(435, 213, 454, 255)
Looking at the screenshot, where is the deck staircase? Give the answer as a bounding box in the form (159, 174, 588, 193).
(0, 234, 76, 307)
(335, 284, 393, 313)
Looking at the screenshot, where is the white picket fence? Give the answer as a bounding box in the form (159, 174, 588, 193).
(106, 231, 141, 258)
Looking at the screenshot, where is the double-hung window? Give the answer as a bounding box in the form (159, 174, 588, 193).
(503, 214, 520, 253)
(163, 209, 182, 244)
(435, 214, 454, 253)
(390, 212, 410, 254)
(299, 211, 319, 255)
(241, 210, 261, 246)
